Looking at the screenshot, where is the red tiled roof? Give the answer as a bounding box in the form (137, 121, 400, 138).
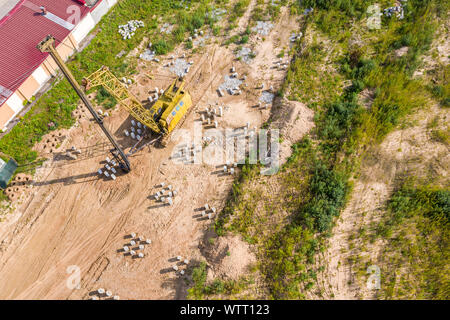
(0, 0, 90, 105)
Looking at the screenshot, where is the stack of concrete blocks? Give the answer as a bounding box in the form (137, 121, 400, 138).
(98, 156, 118, 180)
(154, 182, 178, 206)
(66, 145, 82, 160)
(125, 119, 144, 141)
(124, 232, 151, 259)
(201, 203, 216, 219)
(118, 20, 145, 40)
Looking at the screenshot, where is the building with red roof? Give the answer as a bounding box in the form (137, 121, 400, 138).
(0, 0, 117, 130)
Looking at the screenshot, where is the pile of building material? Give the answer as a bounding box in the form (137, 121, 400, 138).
(90, 288, 120, 300)
(124, 119, 145, 141)
(121, 232, 151, 260)
(384, 0, 407, 19)
(206, 7, 227, 20)
(153, 182, 178, 206)
(139, 48, 155, 61)
(169, 58, 191, 78)
(236, 47, 255, 64)
(194, 34, 210, 47)
(160, 23, 174, 34)
(259, 91, 275, 105)
(218, 74, 243, 96)
(118, 20, 145, 40)
(252, 21, 274, 36)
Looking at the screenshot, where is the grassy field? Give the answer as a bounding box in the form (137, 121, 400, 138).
(210, 0, 449, 299)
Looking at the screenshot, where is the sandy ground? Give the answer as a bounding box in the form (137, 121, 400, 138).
(0, 5, 301, 300)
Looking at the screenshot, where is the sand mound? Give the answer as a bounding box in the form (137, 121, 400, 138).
(203, 235, 256, 280)
(270, 98, 315, 164)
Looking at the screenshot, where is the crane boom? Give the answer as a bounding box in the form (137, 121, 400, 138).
(83, 67, 162, 134)
(37, 35, 131, 173)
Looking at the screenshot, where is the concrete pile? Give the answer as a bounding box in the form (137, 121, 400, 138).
(91, 288, 120, 300)
(153, 182, 178, 206)
(121, 232, 151, 260)
(218, 75, 243, 96)
(259, 91, 275, 105)
(206, 7, 227, 21)
(118, 20, 145, 40)
(252, 21, 274, 36)
(169, 58, 191, 78)
(160, 23, 174, 34)
(97, 156, 119, 181)
(236, 47, 255, 64)
(124, 119, 145, 141)
(383, 0, 407, 20)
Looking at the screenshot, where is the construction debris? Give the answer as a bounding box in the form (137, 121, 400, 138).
(289, 32, 303, 42)
(160, 23, 174, 34)
(140, 49, 155, 61)
(252, 21, 274, 36)
(206, 7, 227, 20)
(236, 47, 255, 64)
(384, 0, 407, 19)
(115, 50, 127, 58)
(218, 75, 243, 95)
(169, 58, 191, 78)
(304, 7, 314, 15)
(259, 91, 275, 105)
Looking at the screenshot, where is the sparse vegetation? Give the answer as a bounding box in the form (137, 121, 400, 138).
(214, 0, 447, 300)
(373, 181, 449, 299)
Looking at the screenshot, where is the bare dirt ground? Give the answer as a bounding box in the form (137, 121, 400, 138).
(0, 5, 302, 300)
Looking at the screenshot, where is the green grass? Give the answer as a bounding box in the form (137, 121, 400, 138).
(213, 0, 445, 299)
(374, 181, 450, 299)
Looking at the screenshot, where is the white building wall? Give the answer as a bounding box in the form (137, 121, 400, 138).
(90, 0, 109, 24)
(71, 12, 96, 45)
(106, 0, 118, 7)
(5, 93, 24, 115)
(31, 67, 50, 87)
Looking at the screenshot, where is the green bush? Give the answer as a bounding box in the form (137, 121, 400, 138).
(152, 39, 173, 55)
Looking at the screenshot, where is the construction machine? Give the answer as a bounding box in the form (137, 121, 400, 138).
(37, 35, 132, 173)
(37, 35, 193, 174)
(83, 67, 193, 147)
